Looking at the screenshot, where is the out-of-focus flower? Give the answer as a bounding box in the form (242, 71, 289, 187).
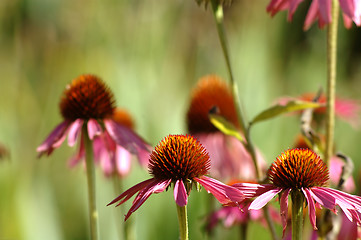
(108, 134, 244, 221)
(37, 74, 150, 168)
(186, 75, 266, 182)
(232, 149, 361, 236)
(278, 93, 360, 128)
(68, 108, 150, 177)
(267, 0, 361, 30)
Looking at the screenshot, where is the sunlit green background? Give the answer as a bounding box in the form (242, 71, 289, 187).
(1, 0, 361, 239)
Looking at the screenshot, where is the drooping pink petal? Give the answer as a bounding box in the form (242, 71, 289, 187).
(232, 183, 276, 199)
(104, 119, 150, 154)
(174, 180, 188, 206)
(302, 188, 318, 230)
(309, 187, 337, 210)
(68, 135, 85, 168)
(249, 187, 282, 210)
(87, 119, 102, 140)
(135, 146, 150, 168)
(67, 119, 84, 147)
(194, 176, 244, 205)
(288, 0, 305, 20)
(115, 146, 132, 177)
(107, 178, 156, 206)
(280, 188, 291, 236)
(124, 179, 171, 221)
(37, 121, 70, 156)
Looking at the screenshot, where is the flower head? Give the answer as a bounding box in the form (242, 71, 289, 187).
(186, 75, 265, 181)
(37, 74, 150, 167)
(232, 149, 361, 235)
(267, 0, 361, 30)
(108, 134, 244, 221)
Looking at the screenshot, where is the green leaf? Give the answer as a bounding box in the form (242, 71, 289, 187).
(209, 113, 243, 142)
(250, 100, 322, 124)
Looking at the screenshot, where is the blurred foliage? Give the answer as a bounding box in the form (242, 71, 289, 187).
(0, 0, 360, 239)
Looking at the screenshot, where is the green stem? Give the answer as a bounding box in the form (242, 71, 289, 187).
(209, 1, 277, 240)
(291, 190, 304, 240)
(176, 204, 189, 240)
(325, 0, 339, 166)
(83, 124, 99, 240)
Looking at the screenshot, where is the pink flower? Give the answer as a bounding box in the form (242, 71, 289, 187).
(108, 134, 245, 221)
(186, 75, 266, 182)
(278, 93, 360, 128)
(232, 149, 361, 236)
(37, 75, 150, 173)
(267, 0, 361, 30)
(206, 199, 281, 233)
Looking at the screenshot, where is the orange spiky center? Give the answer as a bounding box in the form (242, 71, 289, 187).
(187, 75, 239, 133)
(148, 135, 210, 181)
(268, 149, 329, 189)
(112, 108, 135, 130)
(60, 74, 115, 120)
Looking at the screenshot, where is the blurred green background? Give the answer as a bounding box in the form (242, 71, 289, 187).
(1, 0, 361, 239)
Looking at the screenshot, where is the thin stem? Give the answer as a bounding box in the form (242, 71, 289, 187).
(83, 124, 99, 240)
(291, 190, 304, 240)
(209, 1, 277, 240)
(325, 0, 339, 166)
(176, 204, 189, 240)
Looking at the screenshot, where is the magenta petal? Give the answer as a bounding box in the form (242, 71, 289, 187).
(309, 187, 336, 210)
(104, 119, 150, 154)
(232, 183, 275, 199)
(249, 187, 282, 210)
(87, 119, 102, 140)
(67, 119, 84, 147)
(124, 179, 171, 221)
(37, 121, 70, 156)
(115, 146, 132, 176)
(302, 188, 318, 230)
(194, 176, 244, 205)
(280, 188, 291, 236)
(174, 180, 188, 206)
(108, 178, 156, 206)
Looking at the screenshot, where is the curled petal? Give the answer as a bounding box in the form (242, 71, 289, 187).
(67, 119, 84, 147)
(302, 188, 318, 230)
(280, 188, 291, 236)
(195, 176, 244, 205)
(37, 121, 70, 156)
(87, 119, 102, 140)
(174, 180, 188, 206)
(249, 187, 282, 210)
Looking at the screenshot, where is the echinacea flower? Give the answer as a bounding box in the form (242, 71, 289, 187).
(37, 74, 150, 164)
(232, 149, 361, 236)
(68, 108, 150, 177)
(267, 0, 361, 30)
(278, 93, 360, 128)
(107, 134, 244, 221)
(186, 75, 266, 182)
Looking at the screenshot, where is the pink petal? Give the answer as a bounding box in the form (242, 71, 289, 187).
(280, 188, 291, 236)
(318, 0, 332, 24)
(37, 121, 70, 156)
(134, 146, 150, 168)
(67, 119, 84, 147)
(194, 176, 244, 205)
(87, 119, 102, 140)
(232, 183, 276, 199)
(309, 187, 337, 210)
(68, 135, 85, 168)
(99, 148, 113, 177)
(124, 179, 171, 221)
(302, 188, 318, 230)
(108, 178, 156, 206)
(115, 146, 132, 176)
(249, 187, 282, 210)
(104, 119, 151, 154)
(174, 180, 188, 206)
(339, 0, 355, 18)
(304, 0, 319, 30)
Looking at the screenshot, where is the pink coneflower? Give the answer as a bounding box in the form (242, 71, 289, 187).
(278, 93, 360, 128)
(37, 74, 150, 163)
(232, 149, 361, 236)
(108, 134, 244, 221)
(68, 108, 150, 177)
(267, 0, 361, 30)
(186, 75, 265, 182)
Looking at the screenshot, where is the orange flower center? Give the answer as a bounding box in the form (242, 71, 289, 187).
(186, 75, 239, 133)
(148, 135, 210, 181)
(268, 149, 329, 189)
(112, 108, 135, 129)
(60, 74, 115, 120)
